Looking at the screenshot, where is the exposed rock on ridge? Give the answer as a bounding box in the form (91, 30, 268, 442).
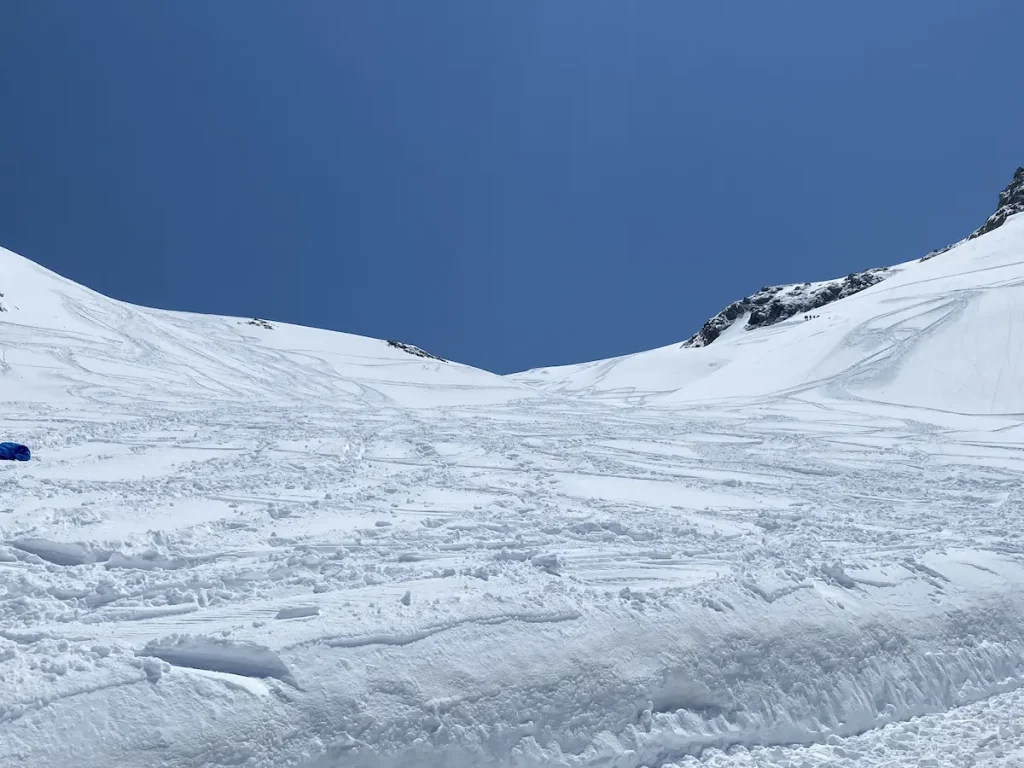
(921, 166, 1024, 262)
(687, 166, 1023, 347)
(968, 166, 1024, 240)
(683, 269, 890, 348)
(386, 339, 447, 362)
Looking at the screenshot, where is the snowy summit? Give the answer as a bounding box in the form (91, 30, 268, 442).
(2, 169, 1024, 767)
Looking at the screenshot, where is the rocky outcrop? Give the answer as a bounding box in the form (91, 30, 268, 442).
(386, 339, 446, 362)
(921, 166, 1024, 262)
(683, 268, 890, 348)
(688, 166, 1022, 347)
(969, 166, 1024, 240)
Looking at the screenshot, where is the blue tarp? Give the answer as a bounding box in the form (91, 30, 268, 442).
(0, 443, 31, 462)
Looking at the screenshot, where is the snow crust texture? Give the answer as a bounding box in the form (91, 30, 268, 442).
(2, 209, 1024, 766)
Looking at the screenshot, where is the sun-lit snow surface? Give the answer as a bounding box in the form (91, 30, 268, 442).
(2, 217, 1024, 768)
(0, 251, 528, 409)
(515, 215, 1024, 415)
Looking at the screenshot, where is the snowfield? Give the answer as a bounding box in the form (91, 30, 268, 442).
(2, 213, 1024, 767)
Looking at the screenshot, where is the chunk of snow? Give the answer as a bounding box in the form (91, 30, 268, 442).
(10, 538, 103, 566)
(530, 552, 562, 575)
(274, 606, 320, 620)
(138, 637, 298, 688)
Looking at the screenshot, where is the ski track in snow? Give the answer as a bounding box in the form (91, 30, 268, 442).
(2, 217, 1024, 767)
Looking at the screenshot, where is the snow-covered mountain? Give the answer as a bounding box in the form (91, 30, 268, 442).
(0, 249, 528, 409)
(515, 169, 1024, 416)
(3, 171, 1024, 768)
(679, 166, 1024, 348)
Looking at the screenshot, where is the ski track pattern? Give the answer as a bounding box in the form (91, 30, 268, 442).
(4, 392, 1024, 766)
(4, 222, 1024, 766)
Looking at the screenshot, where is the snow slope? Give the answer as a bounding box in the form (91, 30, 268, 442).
(0, 249, 530, 409)
(514, 214, 1024, 416)
(2, 211, 1024, 768)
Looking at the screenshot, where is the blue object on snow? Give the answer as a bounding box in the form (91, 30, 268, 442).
(0, 443, 31, 462)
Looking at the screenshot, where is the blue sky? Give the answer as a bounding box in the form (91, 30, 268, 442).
(1, 2, 1021, 374)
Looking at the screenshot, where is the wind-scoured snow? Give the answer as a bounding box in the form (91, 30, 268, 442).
(2, 208, 1024, 767)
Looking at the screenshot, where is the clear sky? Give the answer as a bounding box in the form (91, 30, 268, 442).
(1, 2, 1021, 374)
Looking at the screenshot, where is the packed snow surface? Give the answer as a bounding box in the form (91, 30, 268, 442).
(2, 214, 1024, 767)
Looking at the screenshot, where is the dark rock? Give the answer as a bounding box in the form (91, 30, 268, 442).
(690, 166, 1022, 345)
(921, 166, 1024, 262)
(386, 339, 446, 362)
(969, 166, 1024, 240)
(683, 267, 889, 348)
